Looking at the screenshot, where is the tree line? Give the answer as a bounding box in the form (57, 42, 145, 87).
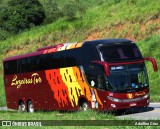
(0, 0, 87, 40)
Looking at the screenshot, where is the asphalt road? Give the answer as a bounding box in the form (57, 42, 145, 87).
(117, 103, 160, 120)
(0, 103, 159, 120)
(0, 107, 8, 111)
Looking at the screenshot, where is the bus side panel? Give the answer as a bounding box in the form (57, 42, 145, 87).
(4, 72, 56, 111)
(4, 75, 21, 110)
(45, 67, 88, 110)
(45, 66, 104, 110)
(4, 66, 105, 111)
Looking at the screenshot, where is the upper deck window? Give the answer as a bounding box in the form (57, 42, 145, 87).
(98, 43, 142, 62)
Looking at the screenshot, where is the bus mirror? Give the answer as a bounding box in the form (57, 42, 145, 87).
(92, 61, 110, 76)
(144, 57, 158, 72)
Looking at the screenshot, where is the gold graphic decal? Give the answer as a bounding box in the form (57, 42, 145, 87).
(127, 93, 133, 99)
(135, 92, 146, 96)
(11, 73, 42, 88)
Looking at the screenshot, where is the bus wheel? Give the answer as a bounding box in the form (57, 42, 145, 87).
(80, 101, 88, 111)
(18, 101, 26, 112)
(27, 101, 35, 113)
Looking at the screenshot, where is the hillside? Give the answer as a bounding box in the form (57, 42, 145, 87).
(0, 0, 160, 106)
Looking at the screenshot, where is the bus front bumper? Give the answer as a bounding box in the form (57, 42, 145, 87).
(106, 95, 149, 111)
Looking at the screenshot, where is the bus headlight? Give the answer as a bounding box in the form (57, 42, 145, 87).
(107, 93, 149, 103)
(142, 93, 149, 99)
(107, 96, 121, 102)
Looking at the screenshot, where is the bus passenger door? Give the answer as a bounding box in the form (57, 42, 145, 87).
(84, 63, 107, 110)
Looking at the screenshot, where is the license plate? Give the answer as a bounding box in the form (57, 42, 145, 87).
(130, 103, 137, 107)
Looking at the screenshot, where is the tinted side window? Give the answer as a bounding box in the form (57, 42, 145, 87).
(64, 49, 81, 67)
(81, 45, 100, 66)
(50, 52, 65, 69)
(4, 48, 82, 75)
(50, 48, 81, 69)
(39, 54, 51, 70)
(27, 56, 40, 72)
(17, 56, 40, 73)
(4, 60, 17, 75)
(18, 58, 26, 73)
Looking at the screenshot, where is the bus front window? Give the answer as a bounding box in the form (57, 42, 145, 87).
(98, 43, 142, 62)
(107, 72, 129, 91)
(107, 63, 148, 92)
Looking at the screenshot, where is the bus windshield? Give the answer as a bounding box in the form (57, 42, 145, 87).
(106, 63, 148, 93)
(98, 43, 142, 62)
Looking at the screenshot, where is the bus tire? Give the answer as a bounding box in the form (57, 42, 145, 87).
(18, 101, 26, 112)
(27, 101, 35, 113)
(79, 101, 89, 111)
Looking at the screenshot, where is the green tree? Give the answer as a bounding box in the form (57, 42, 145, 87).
(2, 0, 45, 33)
(44, 0, 62, 24)
(0, 5, 5, 28)
(0, 5, 11, 40)
(75, 1, 87, 19)
(63, 3, 78, 21)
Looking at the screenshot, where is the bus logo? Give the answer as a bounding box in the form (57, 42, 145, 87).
(127, 94, 133, 99)
(135, 92, 146, 96)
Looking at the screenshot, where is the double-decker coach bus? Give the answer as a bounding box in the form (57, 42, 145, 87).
(3, 39, 158, 113)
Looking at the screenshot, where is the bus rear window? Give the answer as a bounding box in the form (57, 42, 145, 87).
(98, 44, 142, 62)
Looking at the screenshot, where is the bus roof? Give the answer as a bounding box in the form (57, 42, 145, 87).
(83, 38, 133, 45)
(3, 38, 133, 62)
(3, 42, 83, 62)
